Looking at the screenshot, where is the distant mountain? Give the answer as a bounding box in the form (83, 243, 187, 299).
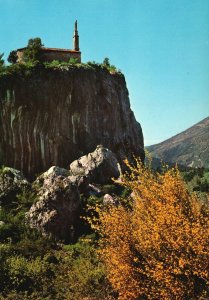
(147, 117, 209, 169)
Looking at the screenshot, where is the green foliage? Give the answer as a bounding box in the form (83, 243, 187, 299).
(6, 255, 52, 291)
(7, 50, 18, 64)
(69, 57, 78, 64)
(101, 183, 130, 197)
(16, 188, 38, 211)
(0, 53, 4, 66)
(102, 57, 117, 73)
(0, 54, 5, 73)
(0, 250, 56, 297)
(53, 237, 113, 300)
(86, 60, 99, 66)
(44, 60, 61, 68)
(0, 187, 38, 243)
(0, 237, 113, 299)
(44, 58, 78, 67)
(182, 168, 209, 193)
(0, 172, 113, 299)
(23, 37, 44, 63)
(0, 62, 42, 79)
(0, 54, 123, 79)
(103, 57, 110, 67)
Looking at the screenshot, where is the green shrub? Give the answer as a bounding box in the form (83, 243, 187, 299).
(101, 183, 130, 197)
(44, 60, 61, 68)
(102, 57, 118, 73)
(0, 53, 4, 66)
(0, 187, 38, 242)
(54, 238, 113, 300)
(182, 168, 209, 194)
(69, 57, 78, 64)
(0, 253, 56, 297)
(23, 38, 44, 63)
(0, 238, 114, 299)
(0, 57, 122, 78)
(6, 255, 52, 291)
(7, 50, 18, 64)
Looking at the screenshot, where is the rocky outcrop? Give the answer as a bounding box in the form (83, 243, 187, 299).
(0, 144, 127, 241)
(69, 145, 121, 184)
(27, 166, 80, 242)
(27, 145, 121, 240)
(0, 66, 144, 178)
(0, 167, 29, 205)
(26, 145, 122, 241)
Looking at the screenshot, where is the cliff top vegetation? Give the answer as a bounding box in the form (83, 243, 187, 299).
(0, 37, 122, 79)
(0, 57, 123, 79)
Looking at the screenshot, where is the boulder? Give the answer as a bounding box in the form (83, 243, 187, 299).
(27, 166, 80, 242)
(103, 194, 115, 205)
(0, 167, 29, 205)
(68, 175, 90, 194)
(33, 166, 69, 188)
(26, 146, 123, 241)
(69, 145, 121, 184)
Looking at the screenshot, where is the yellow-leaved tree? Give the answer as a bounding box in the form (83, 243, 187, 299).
(91, 160, 209, 300)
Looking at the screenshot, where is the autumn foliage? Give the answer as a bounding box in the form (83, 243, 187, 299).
(92, 160, 209, 300)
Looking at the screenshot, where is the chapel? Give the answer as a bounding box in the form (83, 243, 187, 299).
(17, 21, 81, 63)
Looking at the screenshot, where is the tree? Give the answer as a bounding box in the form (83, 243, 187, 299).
(103, 57, 110, 67)
(102, 57, 117, 73)
(7, 50, 18, 64)
(92, 160, 209, 300)
(23, 38, 44, 63)
(0, 53, 4, 66)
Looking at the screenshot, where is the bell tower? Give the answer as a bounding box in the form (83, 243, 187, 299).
(73, 20, 79, 51)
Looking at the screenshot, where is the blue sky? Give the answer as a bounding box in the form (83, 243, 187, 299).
(1, 0, 209, 145)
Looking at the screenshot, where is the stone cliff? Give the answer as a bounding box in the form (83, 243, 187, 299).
(0, 65, 144, 178)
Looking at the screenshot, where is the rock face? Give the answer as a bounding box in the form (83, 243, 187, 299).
(0, 66, 144, 178)
(69, 145, 121, 184)
(27, 166, 80, 242)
